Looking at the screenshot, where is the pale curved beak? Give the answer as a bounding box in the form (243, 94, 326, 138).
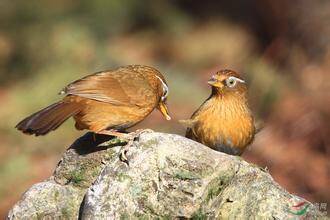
(158, 101, 171, 120)
(207, 78, 224, 88)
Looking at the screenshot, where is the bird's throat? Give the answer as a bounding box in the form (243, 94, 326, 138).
(195, 94, 254, 150)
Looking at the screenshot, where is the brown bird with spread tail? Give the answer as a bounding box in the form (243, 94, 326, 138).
(181, 69, 255, 155)
(16, 65, 171, 141)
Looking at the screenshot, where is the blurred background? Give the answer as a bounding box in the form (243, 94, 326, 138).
(0, 0, 329, 217)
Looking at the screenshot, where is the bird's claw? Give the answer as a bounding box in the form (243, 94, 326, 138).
(119, 137, 134, 165)
(119, 129, 153, 165)
(131, 129, 154, 141)
(134, 128, 154, 135)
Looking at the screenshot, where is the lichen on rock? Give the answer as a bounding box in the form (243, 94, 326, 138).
(7, 132, 325, 219)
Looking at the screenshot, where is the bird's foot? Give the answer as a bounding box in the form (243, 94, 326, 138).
(119, 129, 154, 164)
(95, 130, 131, 164)
(119, 138, 134, 165)
(130, 128, 154, 140)
(96, 129, 153, 165)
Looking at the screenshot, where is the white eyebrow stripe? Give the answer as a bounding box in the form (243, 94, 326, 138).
(229, 76, 245, 83)
(155, 75, 169, 98)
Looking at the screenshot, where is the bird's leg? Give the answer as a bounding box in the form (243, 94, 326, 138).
(95, 129, 137, 164)
(96, 129, 131, 140)
(129, 128, 154, 141)
(96, 129, 154, 164)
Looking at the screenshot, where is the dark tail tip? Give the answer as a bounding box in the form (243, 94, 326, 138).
(15, 120, 45, 136)
(15, 101, 79, 136)
(15, 115, 48, 136)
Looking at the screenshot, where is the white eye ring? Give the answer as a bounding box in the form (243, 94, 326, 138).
(225, 76, 245, 88)
(155, 75, 169, 101)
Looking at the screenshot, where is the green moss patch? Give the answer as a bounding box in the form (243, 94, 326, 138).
(69, 168, 86, 186)
(174, 170, 200, 180)
(191, 208, 208, 220)
(204, 174, 232, 203)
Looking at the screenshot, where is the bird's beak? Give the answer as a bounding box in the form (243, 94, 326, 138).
(207, 78, 224, 88)
(158, 101, 171, 120)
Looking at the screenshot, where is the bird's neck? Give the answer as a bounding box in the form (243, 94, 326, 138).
(202, 91, 252, 123)
(210, 89, 248, 106)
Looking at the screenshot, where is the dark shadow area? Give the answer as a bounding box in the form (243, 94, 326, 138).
(78, 195, 86, 220)
(69, 132, 127, 155)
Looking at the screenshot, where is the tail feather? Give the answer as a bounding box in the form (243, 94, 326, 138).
(16, 101, 81, 136)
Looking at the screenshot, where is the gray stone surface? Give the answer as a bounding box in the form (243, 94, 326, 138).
(7, 132, 325, 219)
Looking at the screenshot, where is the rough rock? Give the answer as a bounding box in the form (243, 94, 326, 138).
(7, 132, 325, 219)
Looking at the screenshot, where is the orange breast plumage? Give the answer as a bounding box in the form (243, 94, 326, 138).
(187, 93, 255, 155)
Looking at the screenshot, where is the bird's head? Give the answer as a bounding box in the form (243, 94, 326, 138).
(155, 75, 171, 120)
(207, 69, 247, 97)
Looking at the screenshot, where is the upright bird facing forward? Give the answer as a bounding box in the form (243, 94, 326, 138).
(181, 69, 255, 155)
(16, 65, 171, 139)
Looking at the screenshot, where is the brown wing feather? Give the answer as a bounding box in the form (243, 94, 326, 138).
(16, 101, 81, 136)
(61, 66, 158, 107)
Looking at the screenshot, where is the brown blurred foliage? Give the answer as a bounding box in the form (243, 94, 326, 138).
(0, 0, 329, 217)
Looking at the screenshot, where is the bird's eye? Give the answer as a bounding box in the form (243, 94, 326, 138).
(163, 87, 168, 98)
(161, 92, 167, 102)
(155, 75, 169, 102)
(161, 83, 169, 101)
(226, 77, 237, 88)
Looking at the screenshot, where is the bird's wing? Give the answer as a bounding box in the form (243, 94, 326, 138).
(185, 127, 195, 139)
(179, 118, 199, 139)
(178, 119, 197, 128)
(61, 67, 157, 107)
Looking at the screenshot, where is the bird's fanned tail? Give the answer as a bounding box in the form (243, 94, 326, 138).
(15, 101, 81, 136)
